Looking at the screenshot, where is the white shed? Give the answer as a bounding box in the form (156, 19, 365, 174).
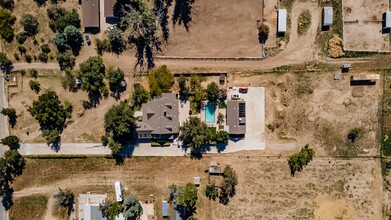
(277, 9, 287, 33)
(115, 181, 123, 202)
(385, 12, 391, 28)
(323, 7, 333, 26)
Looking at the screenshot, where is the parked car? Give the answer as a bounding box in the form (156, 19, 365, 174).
(239, 88, 248, 93)
(85, 35, 91, 46)
(231, 94, 240, 100)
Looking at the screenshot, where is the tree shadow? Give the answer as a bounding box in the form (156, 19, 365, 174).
(88, 91, 101, 108)
(258, 31, 269, 44)
(2, 187, 14, 210)
(9, 115, 17, 128)
(50, 138, 61, 153)
(154, 0, 173, 41)
(172, 0, 196, 32)
(9, 143, 20, 150)
(216, 142, 227, 153)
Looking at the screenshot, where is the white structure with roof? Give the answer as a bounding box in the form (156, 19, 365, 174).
(277, 9, 287, 33)
(385, 12, 391, 28)
(323, 7, 333, 26)
(115, 181, 123, 202)
(78, 192, 107, 220)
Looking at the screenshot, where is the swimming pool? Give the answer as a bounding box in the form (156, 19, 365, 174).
(205, 103, 216, 123)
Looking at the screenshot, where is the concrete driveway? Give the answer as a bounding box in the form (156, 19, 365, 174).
(226, 87, 265, 152)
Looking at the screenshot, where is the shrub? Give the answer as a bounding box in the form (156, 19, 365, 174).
(288, 144, 315, 176)
(101, 135, 109, 146)
(20, 14, 39, 36)
(348, 128, 361, 143)
(40, 44, 51, 53)
(205, 183, 218, 200)
(17, 45, 26, 54)
(82, 100, 90, 109)
(16, 32, 28, 44)
(13, 53, 19, 61)
(29, 80, 40, 93)
(297, 10, 311, 35)
(24, 54, 32, 63)
(29, 69, 38, 78)
(38, 52, 48, 63)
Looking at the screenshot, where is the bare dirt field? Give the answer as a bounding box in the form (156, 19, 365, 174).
(343, 0, 390, 51)
(229, 70, 381, 156)
(161, 0, 262, 57)
(8, 70, 146, 143)
(11, 156, 382, 220)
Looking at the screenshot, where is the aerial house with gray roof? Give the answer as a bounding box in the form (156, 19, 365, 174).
(226, 100, 246, 135)
(136, 93, 179, 140)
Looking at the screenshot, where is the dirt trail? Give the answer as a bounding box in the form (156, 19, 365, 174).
(43, 196, 56, 220)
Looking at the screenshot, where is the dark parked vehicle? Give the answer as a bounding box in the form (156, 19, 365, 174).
(85, 35, 91, 46)
(239, 88, 248, 93)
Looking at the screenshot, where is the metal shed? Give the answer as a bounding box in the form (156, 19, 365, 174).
(277, 9, 287, 33)
(385, 12, 391, 28)
(162, 200, 168, 217)
(323, 7, 333, 26)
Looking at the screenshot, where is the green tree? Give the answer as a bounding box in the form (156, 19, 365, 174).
(215, 131, 229, 143)
(78, 56, 106, 94)
(100, 201, 122, 220)
(57, 50, 75, 70)
(1, 107, 17, 127)
(54, 25, 83, 54)
(179, 117, 211, 150)
(132, 85, 149, 109)
(219, 165, 238, 204)
(54, 9, 80, 32)
(106, 67, 125, 96)
(0, 0, 14, 10)
(3, 149, 26, 177)
(189, 75, 204, 93)
(104, 101, 136, 152)
(29, 69, 38, 78)
(288, 144, 315, 176)
(95, 38, 111, 55)
(29, 80, 40, 94)
(20, 14, 39, 36)
(15, 32, 27, 44)
(40, 44, 51, 53)
(38, 52, 48, 63)
(0, 52, 12, 68)
(64, 100, 73, 119)
(109, 29, 125, 55)
(17, 45, 26, 54)
(54, 188, 74, 216)
(28, 90, 70, 130)
(1, 135, 19, 149)
(217, 113, 224, 124)
(0, 9, 16, 42)
(206, 82, 219, 102)
(148, 65, 174, 97)
(177, 183, 198, 215)
(122, 195, 143, 219)
(61, 68, 76, 91)
(205, 183, 218, 200)
(178, 75, 189, 97)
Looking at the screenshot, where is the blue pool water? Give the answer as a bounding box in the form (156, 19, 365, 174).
(205, 104, 216, 123)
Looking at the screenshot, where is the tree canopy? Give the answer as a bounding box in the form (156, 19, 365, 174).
(1, 108, 17, 127)
(20, 14, 39, 36)
(47, 6, 80, 33)
(109, 29, 125, 55)
(132, 85, 149, 109)
(78, 56, 106, 94)
(122, 195, 143, 219)
(219, 165, 238, 204)
(215, 131, 229, 143)
(168, 183, 198, 219)
(0, 9, 16, 42)
(106, 67, 125, 96)
(206, 82, 219, 102)
(148, 65, 174, 97)
(2, 149, 25, 177)
(54, 25, 83, 54)
(104, 101, 136, 153)
(205, 182, 218, 200)
(1, 135, 19, 149)
(54, 188, 74, 216)
(57, 50, 75, 70)
(28, 91, 72, 145)
(179, 117, 211, 150)
(29, 80, 41, 94)
(178, 75, 189, 97)
(288, 144, 315, 176)
(0, 52, 12, 68)
(100, 201, 122, 220)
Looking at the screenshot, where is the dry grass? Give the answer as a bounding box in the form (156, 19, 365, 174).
(9, 195, 48, 220)
(11, 156, 382, 219)
(297, 10, 311, 36)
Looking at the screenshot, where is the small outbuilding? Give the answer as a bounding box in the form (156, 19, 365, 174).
(334, 72, 341, 80)
(323, 7, 333, 27)
(342, 63, 351, 73)
(82, 0, 100, 31)
(384, 12, 391, 28)
(193, 177, 201, 186)
(277, 9, 287, 33)
(209, 162, 222, 175)
(162, 200, 168, 218)
(220, 74, 226, 85)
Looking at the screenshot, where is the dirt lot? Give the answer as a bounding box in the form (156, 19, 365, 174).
(11, 156, 382, 220)
(343, 0, 390, 51)
(161, 0, 262, 57)
(228, 70, 381, 156)
(8, 70, 146, 143)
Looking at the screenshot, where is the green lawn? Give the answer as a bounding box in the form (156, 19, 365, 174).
(9, 195, 48, 220)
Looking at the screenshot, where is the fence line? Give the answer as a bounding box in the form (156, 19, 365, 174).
(155, 56, 263, 61)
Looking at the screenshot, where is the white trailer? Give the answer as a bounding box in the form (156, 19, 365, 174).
(277, 9, 287, 33)
(115, 181, 123, 202)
